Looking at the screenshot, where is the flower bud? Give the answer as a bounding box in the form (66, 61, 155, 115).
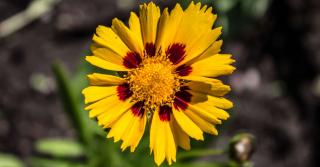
(229, 133, 255, 163)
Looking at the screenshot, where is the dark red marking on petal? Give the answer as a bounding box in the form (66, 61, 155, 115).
(131, 101, 145, 117)
(166, 43, 186, 65)
(117, 83, 133, 101)
(145, 43, 156, 57)
(180, 86, 191, 91)
(176, 65, 192, 76)
(159, 105, 172, 121)
(123, 52, 142, 69)
(174, 87, 192, 110)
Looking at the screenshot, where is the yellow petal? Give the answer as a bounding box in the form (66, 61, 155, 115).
(82, 86, 117, 104)
(172, 107, 203, 140)
(187, 103, 222, 124)
(189, 90, 233, 109)
(188, 90, 231, 119)
(87, 73, 125, 86)
(107, 110, 133, 142)
(179, 26, 221, 65)
(155, 4, 183, 52)
(169, 2, 218, 66)
(170, 118, 190, 150)
(177, 90, 231, 123)
(97, 99, 133, 127)
(155, 122, 166, 166)
(129, 12, 142, 41)
(120, 112, 146, 152)
(150, 111, 159, 153)
(108, 110, 146, 150)
(188, 40, 223, 64)
(183, 77, 231, 96)
(131, 114, 147, 152)
(85, 56, 128, 71)
(139, 2, 160, 45)
(91, 48, 123, 66)
(195, 102, 230, 120)
(150, 111, 176, 166)
(85, 94, 118, 110)
(112, 18, 144, 54)
(165, 121, 176, 165)
(190, 54, 236, 77)
(150, 111, 165, 166)
(93, 25, 130, 57)
(90, 42, 101, 51)
(86, 95, 120, 117)
(207, 95, 233, 109)
(155, 8, 169, 51)
(184, 109, 218, 135)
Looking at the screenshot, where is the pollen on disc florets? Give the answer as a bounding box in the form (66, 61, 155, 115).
(126, 54, 181, 111)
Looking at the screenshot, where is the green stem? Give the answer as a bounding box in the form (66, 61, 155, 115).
(177, 149, 225, 160)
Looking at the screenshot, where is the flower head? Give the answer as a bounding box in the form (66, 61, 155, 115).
(82, 2, 235, 166)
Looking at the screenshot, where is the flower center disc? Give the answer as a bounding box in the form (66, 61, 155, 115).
(127, 57, 180, 110)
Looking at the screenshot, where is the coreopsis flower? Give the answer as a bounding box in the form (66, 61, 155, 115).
(82, 1, 235, 166)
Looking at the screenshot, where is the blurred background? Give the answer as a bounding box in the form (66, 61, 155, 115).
(0, 0, 319, 167)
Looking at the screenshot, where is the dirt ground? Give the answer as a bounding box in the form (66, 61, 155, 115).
(0, 0, 320, 167)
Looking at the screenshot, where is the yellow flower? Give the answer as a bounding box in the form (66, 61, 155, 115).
(82, 1, 235, 166)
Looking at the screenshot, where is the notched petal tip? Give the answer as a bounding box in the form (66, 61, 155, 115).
(213, 129, 219, 136)
(216, 26, 223, 32)
(198, 135, 204, 141)
(172, 3, 183, 13)
(140, 1, 156, 9)
(227, 101, 234, 109)
(216, 98, 234, 109)
(155, 159, 163, 166)
(206, 7, 213, 13)
(96, 25, 107, 33)
(195, 2, 202, 8)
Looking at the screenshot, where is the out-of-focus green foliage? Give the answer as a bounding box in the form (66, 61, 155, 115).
(31, 158, 85, 167)
(52, 62, 95, 146)
(0, 154, 24, 167)
(177, 149, 224, 160)
(35, 139, 85, 158)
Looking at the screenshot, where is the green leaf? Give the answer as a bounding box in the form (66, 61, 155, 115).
(52, 62, 93, 146)
(30, 157, 85, 167)
(86, 136, 134, 167)
(35, 139, 84, 158)
(0, 153, 24, 167)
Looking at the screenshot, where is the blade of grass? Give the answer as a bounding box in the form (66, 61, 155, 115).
(52, 62, 92, 146)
